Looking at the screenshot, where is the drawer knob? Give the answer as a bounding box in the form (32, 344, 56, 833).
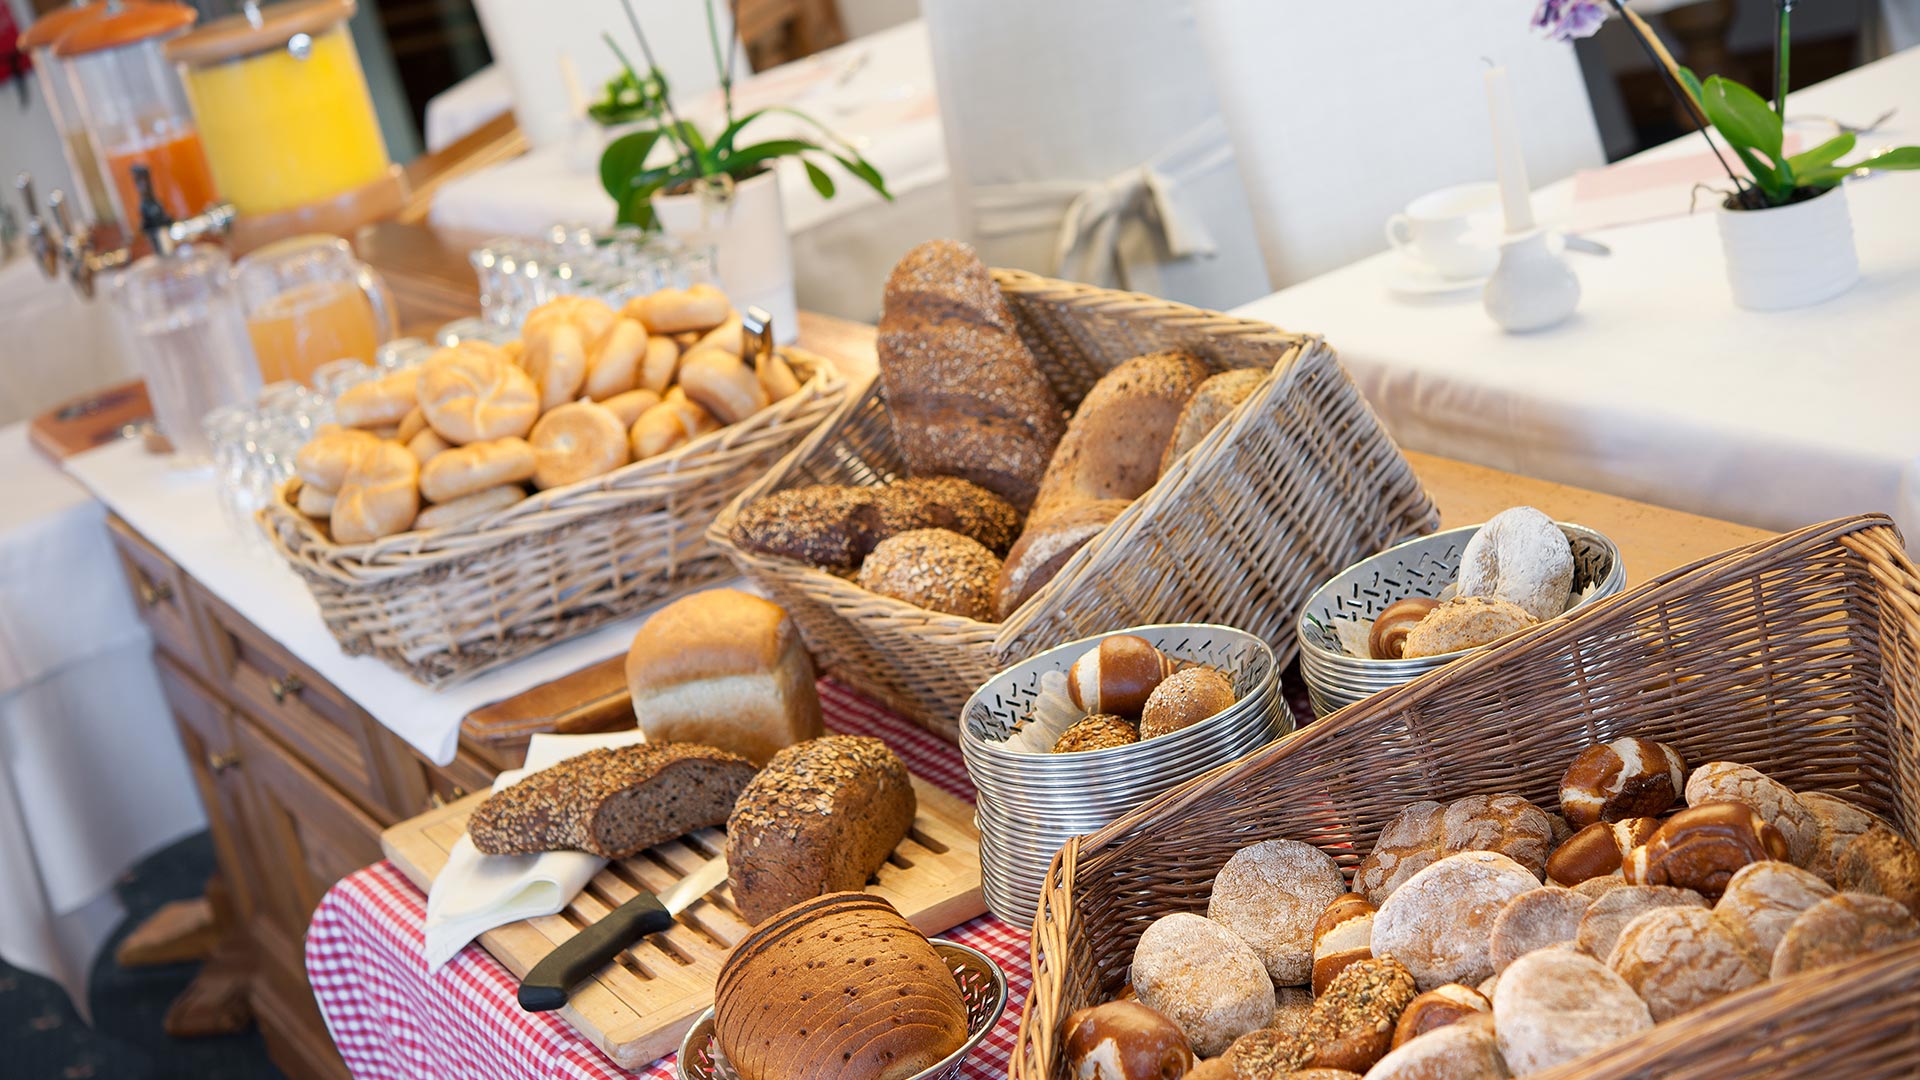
(268, 673, 305, 704)
(428, 785, 469, 810)
(206, 750, 241, 775)
(138, 579, 174, 608)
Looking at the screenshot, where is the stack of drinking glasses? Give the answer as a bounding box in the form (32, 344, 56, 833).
(469, 225, 717, 329)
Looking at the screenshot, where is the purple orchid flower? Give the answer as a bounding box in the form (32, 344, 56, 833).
(1531, 0, 1611, 41)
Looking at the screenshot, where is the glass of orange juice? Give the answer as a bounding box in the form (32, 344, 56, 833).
(235, 235, 397, 386)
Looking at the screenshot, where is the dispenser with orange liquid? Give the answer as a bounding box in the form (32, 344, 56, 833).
(19, 2, 121, 229)
(54, 1, 217, 228)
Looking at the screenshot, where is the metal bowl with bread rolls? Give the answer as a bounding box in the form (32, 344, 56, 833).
(957, 624, 1291, 922)
(1296, 518, 1624, 717)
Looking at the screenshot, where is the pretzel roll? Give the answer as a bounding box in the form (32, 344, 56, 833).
(639, 283, 730, 334)
(335, 368, 419, 429)
(418, 342, 540, 444)
(295, 428, 380, 490)
(330, 440, 419, 543)
(603, 388, 663, 428)
(759, 350, 804, 402)
(396, 407, 428, 443)
(1623, 803, 1788, 900)
(679, 349, 770, 424)
(529, 321, 588, 411)
(1067, 634, 1179, 719)
(530, 401, 631, 489)
(585, 318, 649, 400)
(294, 481, 336, 518)
(639, 335, 680, 393)
(691, 309, 744, 357)
(407, 427, 451, 466)
(420, 437, 537, 502)
(414, 484, 525, 531)
(1369, 597, 1440, 660)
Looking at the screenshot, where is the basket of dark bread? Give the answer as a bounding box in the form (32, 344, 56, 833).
(262, 286, 848, 685)
(1013, 514, 1920, 1080)
(709, 240, 1438, 735)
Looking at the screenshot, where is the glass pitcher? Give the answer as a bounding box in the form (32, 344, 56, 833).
(235, 234, 397, 386)
(105, 245, 263, 465)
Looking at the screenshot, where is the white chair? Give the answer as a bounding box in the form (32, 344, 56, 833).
(922, 0, 1273, 310)
(1192, 0, 1605, 288)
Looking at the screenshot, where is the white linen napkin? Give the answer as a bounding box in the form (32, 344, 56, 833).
(423, 729, 649, 970)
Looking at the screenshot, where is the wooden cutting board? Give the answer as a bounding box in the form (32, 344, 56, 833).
(380, 774, 986, 1069)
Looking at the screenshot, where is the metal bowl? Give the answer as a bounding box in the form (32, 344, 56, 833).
(1295, 521, 1624, 716)
(676, 939, 1008, 1080)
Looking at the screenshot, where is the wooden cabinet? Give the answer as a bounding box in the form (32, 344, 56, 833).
(109, 513, 487, 1080)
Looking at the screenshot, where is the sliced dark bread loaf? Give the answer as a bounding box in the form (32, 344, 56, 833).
(468, 742, 756, 859)
(725, 735, 917, 925)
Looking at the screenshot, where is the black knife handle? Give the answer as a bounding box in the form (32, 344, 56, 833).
(518, 892, 677, 1012)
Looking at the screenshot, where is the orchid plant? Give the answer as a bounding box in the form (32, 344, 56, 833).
(1533, 0, 1919, 208)
(593, 0, 891, 229)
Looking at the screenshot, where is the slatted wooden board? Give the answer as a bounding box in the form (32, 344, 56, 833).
(381, 774, 985, 1069)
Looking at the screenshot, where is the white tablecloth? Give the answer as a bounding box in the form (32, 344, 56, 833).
(427, 19, 957, 323)
(0, 423, 203, 1009)
(1235, 49, 1920, 553)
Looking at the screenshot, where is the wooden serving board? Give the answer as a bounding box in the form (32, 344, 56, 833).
(380, 774, 985, 1069)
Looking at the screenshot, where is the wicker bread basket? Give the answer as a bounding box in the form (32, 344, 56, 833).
(262, 353, 847, 685)
(1014, 514, 1920, 1080)
(707, 271, 1438, 737)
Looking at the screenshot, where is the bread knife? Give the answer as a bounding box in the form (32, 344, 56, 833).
(517, 853, 729, 1012)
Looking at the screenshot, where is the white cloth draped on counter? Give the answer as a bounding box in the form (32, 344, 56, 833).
(969, 119, 1231, 298)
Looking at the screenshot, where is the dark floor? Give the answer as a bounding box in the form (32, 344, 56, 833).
(1, 832, 283, 1080)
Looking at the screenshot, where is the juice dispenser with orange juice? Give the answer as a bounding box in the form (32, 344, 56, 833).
(54, 1, 218, 228)
(236, 235, 396, 385)
(167, 0, 404, 252)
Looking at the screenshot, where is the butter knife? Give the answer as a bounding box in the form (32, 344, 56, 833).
(517, 853, 729, 1012)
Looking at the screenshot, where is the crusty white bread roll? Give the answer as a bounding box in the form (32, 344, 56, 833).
(638, 335, 680, 393)
(396, 407, 428, 443)
(638, 283, 730, 334)
(524, 295, 615, 355)
(418, 342, 540, 444)
(679, 349, 769, 424)
(602, 388, 663, 428)
(530, 401, 630, 489)
(406, 427, 451, 465)
(414, 484, 525, 531)
(625, 588, 822, 765)
(295, 428, 380, 490)
(419, 437, 537, 502)
(294, 480, 336, 518)
(528, 321, 588, 411)
(758, 350, 803, 402)
(335, 368, 419, 429)
(330, 439, 419, 543)
(690, 309, 743, 357)
(584, 317, 648, 400)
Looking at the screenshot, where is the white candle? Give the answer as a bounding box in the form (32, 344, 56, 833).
(1484, 64, 1536, 233)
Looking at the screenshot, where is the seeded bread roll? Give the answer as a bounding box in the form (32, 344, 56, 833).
(1140, 667, 1237, 739)
(731, 477, 1022, 571)
(725, 735, 917, 926)
(877, 240, 1066, 511)
(857, 529, 1002, 621)
(1051, 714, 1139, 754)
(1029, 351, 1211, 518)
(467, 742, 755, 858)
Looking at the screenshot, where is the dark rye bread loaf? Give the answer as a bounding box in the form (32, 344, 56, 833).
(467, 742, 755, 859)
(730, 477, 1021, 571)
(877, 240, 1066, 511)
(714, 892, 968, 1080)
(725, 735, 917, 925)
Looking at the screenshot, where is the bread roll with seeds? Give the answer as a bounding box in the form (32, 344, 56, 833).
(731, 477, 1021, 571)
(1050, 714, 1138, 754)
(856, 528, 1002, 621)
(1140, 667, 1236, 739)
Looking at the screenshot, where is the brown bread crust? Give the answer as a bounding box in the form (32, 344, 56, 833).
(732, 478, 1022, 571)
(467, 743, 754, 858)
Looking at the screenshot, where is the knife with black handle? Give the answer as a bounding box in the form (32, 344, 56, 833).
(517, 853, 728, 1012)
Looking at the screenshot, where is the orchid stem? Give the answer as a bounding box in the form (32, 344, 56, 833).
(620, 0, 706, 178)
(1774, 1, 1793, 115)
(1605, 0, 1749, 196)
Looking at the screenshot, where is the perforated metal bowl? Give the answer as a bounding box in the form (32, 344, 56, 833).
(1295, 522, 1623, 717)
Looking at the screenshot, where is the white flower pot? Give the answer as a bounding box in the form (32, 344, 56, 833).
(652, 170, 799, 344)
(1716, 185, 1860, 311)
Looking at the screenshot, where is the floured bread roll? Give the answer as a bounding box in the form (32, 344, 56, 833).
(1457, 506, 1575, 622)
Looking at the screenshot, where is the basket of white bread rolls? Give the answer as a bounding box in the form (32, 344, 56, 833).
(709, 241, 1437, 736)
(262, 284, 847, 684)
(1015, 514, 1920, 1080)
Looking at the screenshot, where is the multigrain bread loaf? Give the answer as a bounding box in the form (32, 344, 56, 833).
(624, 589, 822, 765)
(726, 735, 918, 925)
(714, 892, 968, 1080)
(731, 477, 1021, 571)
(876, 240, 1066, 511)
(1028, 351, 1210, 518)
(467, 742, 755, 858)
(1158, 367, 1265, 478)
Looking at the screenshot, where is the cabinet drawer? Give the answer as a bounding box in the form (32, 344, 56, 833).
(195, 589, 405, 823)
(105, 514, 209, 677)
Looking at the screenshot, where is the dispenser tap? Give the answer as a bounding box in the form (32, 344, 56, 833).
(15, 173, 60, 279)
(131, 164, 237, 257)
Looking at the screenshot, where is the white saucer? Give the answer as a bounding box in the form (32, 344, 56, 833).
(1387, 258, 1491, 296)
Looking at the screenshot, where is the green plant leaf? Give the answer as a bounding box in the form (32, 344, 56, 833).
(722, 138, 821, 177)
(1787, 132, 1856, 174)
(712, 108, 771, 160)
(1727, 143, 1790, 203)
(1851, 146, 1920, 170)
(1677, 66, 1707, 108)
(802, 158, 835, 198)
(600, 129, 664, 199)
(828, 152, 892, 200)
(1794, 165, 1853, 190)
(1699, 75, 1785, 164)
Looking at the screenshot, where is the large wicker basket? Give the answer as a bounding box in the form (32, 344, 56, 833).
(707, 271, 1438, 737)
(1015, 514, 1920, 1080)
(262, 354, 847, 685)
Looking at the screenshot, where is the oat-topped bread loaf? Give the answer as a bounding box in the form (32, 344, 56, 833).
(877, 240, 1065, 511)
(726, 735, 917, 925)
(714, 892, 968, 1080)
(467, 742, 755, 859)
(730, 476, 1021, 571)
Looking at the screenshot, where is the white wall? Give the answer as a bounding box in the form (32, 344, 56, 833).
(1, 0, 80, 214)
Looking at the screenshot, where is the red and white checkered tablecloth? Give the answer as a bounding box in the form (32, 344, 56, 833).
(306, 680, 1030, 1080)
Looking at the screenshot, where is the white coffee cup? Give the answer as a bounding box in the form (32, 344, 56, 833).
(1385, 182, 1503, 279)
